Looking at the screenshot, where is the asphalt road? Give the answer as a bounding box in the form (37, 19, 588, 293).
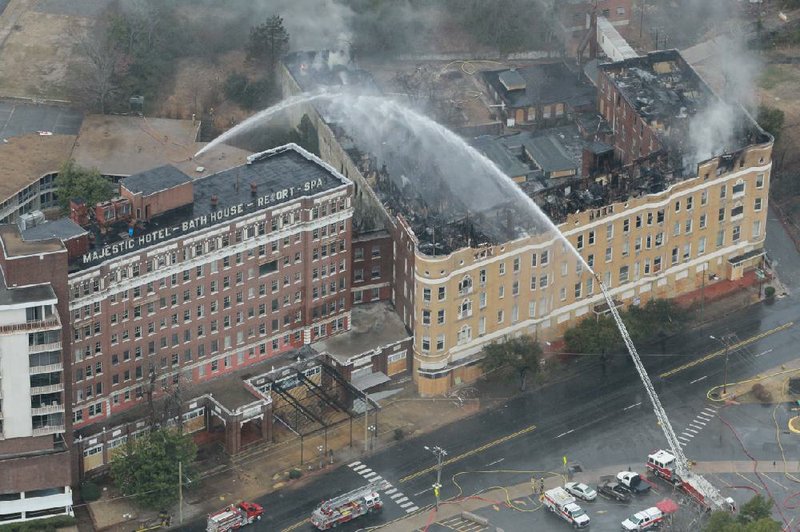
(185, 209, 800, 531)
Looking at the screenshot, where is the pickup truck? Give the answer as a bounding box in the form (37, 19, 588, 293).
(596, 479, 632, 502)
(616, 471, 651, 494)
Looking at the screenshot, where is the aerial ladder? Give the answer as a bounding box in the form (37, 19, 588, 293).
(595, 273, 731, 511)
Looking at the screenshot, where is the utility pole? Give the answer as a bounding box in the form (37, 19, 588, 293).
(178, 461, 183, 525)
(710, 334, 734, 396)
(363, 392, 369, 453)
(425, 445, 447, 510)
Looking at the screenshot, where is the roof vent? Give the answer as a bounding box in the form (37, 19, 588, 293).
(210, 195, 218, 208)
(250, 182, 257, 196)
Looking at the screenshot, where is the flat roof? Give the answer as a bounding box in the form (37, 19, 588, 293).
(0, 266, 57, 306)
(72, 114, 199, 177)
(203, 374, 264, 412)
(0, 100, 83, 139)
(0, 224, 64, 258)
(22, 217, 86, 241)
(313, 302, 410, 364)
(121, 165, 192, 196)
(483, 63, 596, 109)
(0, 133, 76, 201)
(74, 144, 349, 270)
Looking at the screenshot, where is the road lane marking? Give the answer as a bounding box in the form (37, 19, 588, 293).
(690, 375, 708, 384)
(399, 423, 537, 483)
(623, 402, 642, 411)
(755, 348, 774, 358)
(556, 429, 575, 439)
(413, 488, 431, 496)
(486, 458, 505, 467)
(281, 519, 310, 532)
(659, 321, 794, 378)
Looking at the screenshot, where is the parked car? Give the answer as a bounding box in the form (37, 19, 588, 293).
(564, 482, 597, 501)
(596, 480, 632, 503)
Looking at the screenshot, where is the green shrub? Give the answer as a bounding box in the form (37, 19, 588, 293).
(751, 383, 773, 403)
(80, 480, 101, 502)
(288, 468, 302, 479)
(0, 515, 76, 532)
(765, 286, 776, 298)
(393, 428, 405, 441)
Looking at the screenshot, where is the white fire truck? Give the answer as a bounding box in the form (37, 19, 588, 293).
(542, 487, 591, 528)
(646, 450, 737, 511)
(310, 480, 387, 530)
(206, 501, 264, 531)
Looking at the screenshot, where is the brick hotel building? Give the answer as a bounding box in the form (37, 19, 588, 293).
(0, 144, 353, 521)
(66, 145, 353, 427)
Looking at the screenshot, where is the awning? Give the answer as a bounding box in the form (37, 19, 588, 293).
(728, 249, 765, 266)
(351, 371, 391, 391)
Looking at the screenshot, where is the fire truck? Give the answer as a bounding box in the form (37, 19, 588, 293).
(541, 487, 591, 528)
(646, 450, 737, 511)
(206, 502, 264, 531)
(310, 480, 387, 530)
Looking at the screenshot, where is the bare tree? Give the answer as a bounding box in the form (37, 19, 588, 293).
(66, 21, 122, 113)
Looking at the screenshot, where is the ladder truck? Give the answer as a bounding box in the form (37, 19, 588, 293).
(206, 502, 263, 532)
(595, 275, 732, 512)
(310, 480, 387, 530)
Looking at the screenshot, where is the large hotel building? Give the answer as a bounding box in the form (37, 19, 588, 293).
(280, 49, 772, 395)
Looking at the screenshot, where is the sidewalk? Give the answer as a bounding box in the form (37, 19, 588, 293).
(377, 461, 800, 531)
(87, 391, 481, 530)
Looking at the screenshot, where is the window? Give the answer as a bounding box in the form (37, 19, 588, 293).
(731, 205, 744, 218)
(756, 173, 765, 189)
(540, 251, 549, 266)
(458, 325, 472, 345)
(732, 225, 741, 242)
(701, 189, 708, 206)
(754, 197, 762, 211)
(497, 309, 504, 323)
(698, 236, 706, 255)
(588, 231, 595, 245)
(458, 275, 473, 295)
(587, 254, 595, 268)
(683, 243, 691, 261)
(673, 222, 680, 236)
(539, 274, 548, 288)
(619, 265, 629, 283)
(459, 299, 472, 319)
(753, 220, 762, 238)
(674, 200, 681, 213)
(437, 309, 445, 324)
(513, 257, 520, 272)
(498, 285, 505, 298)
(423, 288, 431, 302)
(559, 287, 566, 301)
(576, 234, 584, 250)
(686, 196, 693, 210)
(606, 223, 614, 240)
(732, 182, 745, 196)
(512, 280, 519, 295)
(605, 247, 612, 262)
(720, 184, 727, 199)
(422, 310, 431, 325)
(574, 282, 582, 298)
(371, 265, 381, 279)
(422, 336, 430, 352)
(718, 208, 725, 222)
(716, 229, 725, 247)
(685, 219, 692, 234)
(499, 262, 506, 275)
(438, 287, 446, 301)
(623, 218, 630, 233)
(700, 214, 707, 229)
(671, 247, 679, 265)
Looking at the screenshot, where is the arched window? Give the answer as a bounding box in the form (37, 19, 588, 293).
(459, 299, 472, 319)
(458, 275, 473, 295)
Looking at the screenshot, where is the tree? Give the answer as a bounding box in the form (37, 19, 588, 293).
(481, 334, 542, 390)
(564, 314, 621, 357)
(704, 495, 781, 532)
(757, 106, 785, 144)
(110, 428, 196, 510)
(55, 160, 113, 211)
(67, 19, 123, 113)
(246, 15, 290, 69)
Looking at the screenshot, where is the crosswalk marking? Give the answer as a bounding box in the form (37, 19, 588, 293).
(348, 461, 361, 468)
(703, 407, 717, 414)
(681, 432, 695, 439)
(690, 423, 704, 429)
(390, 492, 404, 500)
(406, 505, 419, 513)
(395, 496, 409, 504)
(385, 488, 398, 495)
(346, 462, 417, 512)
(359, 468, 372, 474)
(400, 500, 414, 508)
(685, 428, 698, 434)
(678, 435, 690, 442)
(352, 464, 366, 472)
(363, 472, 377, 480)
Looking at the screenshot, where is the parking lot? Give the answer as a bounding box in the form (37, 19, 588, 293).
(419, 475, 716, 532)
(0, 100, 82, 138)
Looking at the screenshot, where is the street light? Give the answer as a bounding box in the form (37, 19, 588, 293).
(709, 334, 734, 395)
(424, 445, 447, 510)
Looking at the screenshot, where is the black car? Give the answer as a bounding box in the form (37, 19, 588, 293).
(597, 480, 632, 503)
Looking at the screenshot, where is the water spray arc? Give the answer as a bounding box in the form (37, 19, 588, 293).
(198, 90, 728, 510)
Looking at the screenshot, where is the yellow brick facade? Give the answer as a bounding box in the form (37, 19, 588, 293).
(413, 144, 772, 395)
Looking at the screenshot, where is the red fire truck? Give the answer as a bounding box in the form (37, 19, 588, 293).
(646, 450, 737, 511)
(206, 502, 264, 531)
(310, 481, 386, 530)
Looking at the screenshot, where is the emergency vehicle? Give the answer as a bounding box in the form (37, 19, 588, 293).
(310, 480, 386, 530)
(645, 450, 737, 511)
(542, 487, 591, 528)
(621, 506, 664, 530)
(206, 502, 263, 531)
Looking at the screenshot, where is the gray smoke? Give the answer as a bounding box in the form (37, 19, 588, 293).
(684, 2, 761, 170)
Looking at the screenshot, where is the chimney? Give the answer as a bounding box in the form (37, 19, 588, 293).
(210, 195, 218, 209)
(70, 198, 89, 227)
(250, 182, 257, 196)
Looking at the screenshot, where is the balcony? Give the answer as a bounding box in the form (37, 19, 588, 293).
(32, 403, 64, 416)
(29, 363, 63, 375)
(30, 383, 64, 395)
(0, 317, 60, 335)
(32, 425, 65, 436)
(28, 341, 62, 354)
